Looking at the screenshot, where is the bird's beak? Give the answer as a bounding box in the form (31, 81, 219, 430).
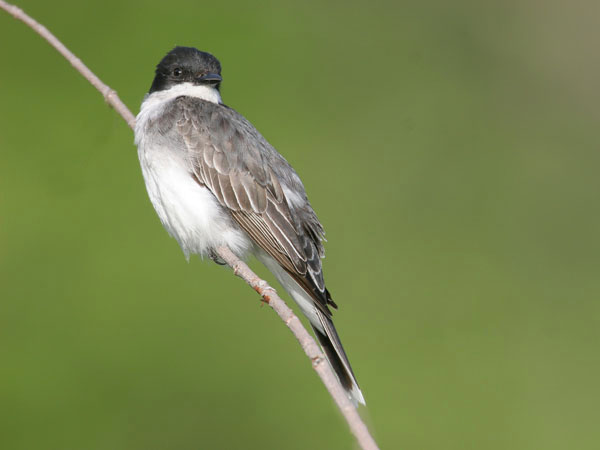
(197, 73, 222, 85)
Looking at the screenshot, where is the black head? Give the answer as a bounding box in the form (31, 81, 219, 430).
(149, 47, 222, 94)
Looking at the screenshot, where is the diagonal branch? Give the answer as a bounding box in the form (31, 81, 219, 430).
(0, 0, 135, 129)
(0, 2, 379, 449)
(216, 247, 378, 449)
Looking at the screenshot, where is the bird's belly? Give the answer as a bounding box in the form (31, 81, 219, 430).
(138, 146, 251, 259)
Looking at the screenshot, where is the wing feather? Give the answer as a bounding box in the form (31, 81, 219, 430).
(173, 96, 334, 313)
(217, 173, 239, 210)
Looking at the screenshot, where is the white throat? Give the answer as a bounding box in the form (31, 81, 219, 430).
(136, 82, 222, 135)
(142, 82, 222, 110)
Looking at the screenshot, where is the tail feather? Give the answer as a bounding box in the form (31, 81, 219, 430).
(254, 251, 365, 405)
(314, 309, 365, 405)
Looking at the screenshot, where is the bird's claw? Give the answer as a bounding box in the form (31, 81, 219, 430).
(209, 249, 227, 265)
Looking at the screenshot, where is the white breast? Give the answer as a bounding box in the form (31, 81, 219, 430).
(135, 87, 251, 259)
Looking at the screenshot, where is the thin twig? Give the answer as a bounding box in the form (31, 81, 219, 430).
(216, 247, 378, 449)
(0, 0, 135, 129)
(0, 2, 379, 449)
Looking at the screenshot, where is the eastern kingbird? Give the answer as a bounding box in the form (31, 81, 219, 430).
(134, 47, 364, 405)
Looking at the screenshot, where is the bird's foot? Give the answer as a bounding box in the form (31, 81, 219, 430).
(208, 249, 227, 265)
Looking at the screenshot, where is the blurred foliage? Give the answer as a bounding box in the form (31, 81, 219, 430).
(1, 0, 600, 449)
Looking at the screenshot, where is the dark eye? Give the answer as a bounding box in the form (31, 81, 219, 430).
(173, 68, 182, 76)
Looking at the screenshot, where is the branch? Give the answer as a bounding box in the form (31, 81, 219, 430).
(0, 0, 135, 129)
(216, 247, 378, 449)
(0, 2, 379, 449)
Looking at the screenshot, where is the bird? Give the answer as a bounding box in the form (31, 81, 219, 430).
(134, 46, 364, 405)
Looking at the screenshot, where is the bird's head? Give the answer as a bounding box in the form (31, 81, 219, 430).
(149, 46, 222, 94)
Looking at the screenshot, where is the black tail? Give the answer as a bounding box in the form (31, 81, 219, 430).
(313, 310, 365, 405)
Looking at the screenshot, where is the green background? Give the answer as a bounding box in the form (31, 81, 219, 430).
(1, 1, 599, 449)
